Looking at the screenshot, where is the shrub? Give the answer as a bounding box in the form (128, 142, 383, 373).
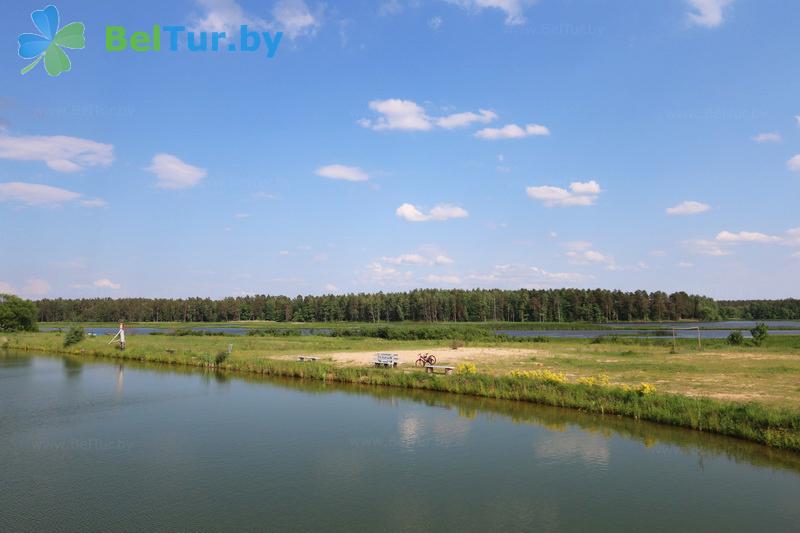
(509, 369, 567, 384)
(0, 294, 38, 332)
(214, 351, 229, 366)
(750, 323, 769, 346)
(63, 326, 85, 347)
(456, 363, 477, 375)
(727, 330, 745, 346)
(637, 382, 657, 396)
(450, 339, 465, 350)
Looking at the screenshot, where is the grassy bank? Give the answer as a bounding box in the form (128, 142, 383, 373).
(4, 331, 800, 452)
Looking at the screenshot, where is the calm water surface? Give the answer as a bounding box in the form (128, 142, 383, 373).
(2, 352, 799, 532)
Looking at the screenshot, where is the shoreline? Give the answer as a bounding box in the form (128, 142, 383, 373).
(5, 338, 800, 453)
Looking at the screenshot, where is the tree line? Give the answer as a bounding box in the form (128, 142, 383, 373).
(29, 289, 798, 323)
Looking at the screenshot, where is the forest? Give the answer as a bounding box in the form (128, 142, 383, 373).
(30, 289, 800, 323)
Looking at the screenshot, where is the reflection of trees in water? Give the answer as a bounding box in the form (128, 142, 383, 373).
(62, 355, 83, 378)
(13, 350, 800, 475)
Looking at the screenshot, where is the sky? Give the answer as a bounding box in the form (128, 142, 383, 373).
(0, 0, 798, 300)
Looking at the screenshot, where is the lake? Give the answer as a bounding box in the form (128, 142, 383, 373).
(1, 352, 799, 532)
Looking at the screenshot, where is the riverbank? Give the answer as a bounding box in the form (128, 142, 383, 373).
(4, 331, 800, 452)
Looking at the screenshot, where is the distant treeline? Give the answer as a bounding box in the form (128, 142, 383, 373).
(31, 289, 799, 323)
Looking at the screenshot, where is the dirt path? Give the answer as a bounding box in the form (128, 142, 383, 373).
(276, 346, 540, 366)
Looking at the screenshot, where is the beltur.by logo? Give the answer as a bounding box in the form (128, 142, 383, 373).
(18, 4, 86, 77)
(105, 25, 283, 58)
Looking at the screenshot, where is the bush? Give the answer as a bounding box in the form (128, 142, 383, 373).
(750, 323, 769, 346)
(456, 363, 477, 375)
(63, 326, 85, 347)
(637, 382, 657, 396)
(450, 339, 465, 350)
(727, 330, 745, 346)
(0, 294, 38, 332)
(214, 350, 229, 366)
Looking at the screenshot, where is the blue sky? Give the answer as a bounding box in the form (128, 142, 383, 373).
(0, 0, 798, 300)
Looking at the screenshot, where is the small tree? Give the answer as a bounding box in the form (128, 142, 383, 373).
(63, 326, 85, 347)
(750, 323, 769, 346)
(0, 294, 38, 332)
(727, 330, 744, 346)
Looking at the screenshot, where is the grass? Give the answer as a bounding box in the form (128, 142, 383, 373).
(4, 329, 800, 452)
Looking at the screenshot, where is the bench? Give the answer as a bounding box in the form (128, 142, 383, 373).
(297, 356, 319, 362)
(425, 365, 455, 375)
(373, 353, 399, 368)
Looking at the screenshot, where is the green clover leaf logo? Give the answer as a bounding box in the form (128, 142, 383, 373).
(18, 5, 85, 77)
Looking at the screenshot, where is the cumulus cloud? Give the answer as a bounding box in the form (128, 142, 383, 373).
(715, 230, 781, 243)
(677, 261, 694, 268)
(666, 200, 711, 216)
(24, 279, 50, 296)
(0, 133, 113, 172)
(436, 109, 497, 129)
(359, 99, 433, 131)
(787, 155, 800, 171)
(566, 249, 613, 265)
(526, 180, 601, 207)
(429, 16, 443, 30)
(147, 153, 207, 189)
(396, 203, 469, 222)
(475, 123, 550, 140)
(94, 278, 121, 290)
(0, 182, 106, 208)
(445, 0, 535, 26)
(316, 164, 369, 181)
(752, 132, 781, 143)
(686, 0, 733, 28)
(359, 99, 498, 132)
(795, 115, 800, 126)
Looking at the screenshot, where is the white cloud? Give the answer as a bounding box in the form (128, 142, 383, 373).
(424, 274, 461, 284)
(94, 278, 121, 290)
(677, 261, 694, 268)
(445, 0, 534, 26)
(475, 123, 550, 140)
(752, 132, 781, 143)
(468, 264, 591, 288)
(0, 133, 113, 172)
(686, 0, 733, 28)
(0, 182, 106, 207)
(324, 283, 338, 292)
(272, 0, 321, 39)
(429, 16, 443, 30)
(666, 200, 711, 216)
(234, 213, 252, 219)
(685, 239, 731, 256)
(359, 99, 498, 132)
(436, 109, 497, 129)
(396, 203, 469, 222)
(190, 0, 319, 39)
(362, 261, 413, 285)
(787, 154, 800, 172)
(795, 115, 800, 126)
(278, 250, 290, 256)
(565, 247, 614, 266)
(381, 252, 454, 266)
(379, 0, 404, 16)
(526, 180, 601, 207)
(147, 153, 207, 189)
(359, 99, 432, 131)
(5, 278, 52, 297)
(316, 164, 369, 181)
(792, 251, 800, 259)
(715, 230, 781, 243)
